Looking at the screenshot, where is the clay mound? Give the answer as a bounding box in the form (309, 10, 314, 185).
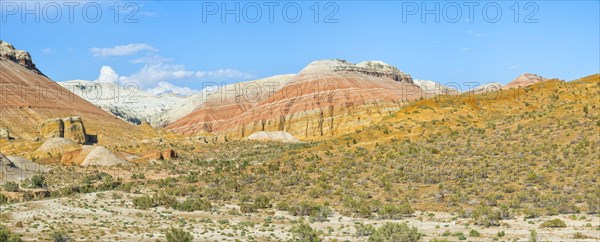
(80, 146, 130, 167)
(7, 156, 50, 173)
(32, 138, 80, 159)
(247, 131, 300, 143)
(503, 73, 548, 89)
(60, 145, 94, 165)
(1, 153, 48, 182)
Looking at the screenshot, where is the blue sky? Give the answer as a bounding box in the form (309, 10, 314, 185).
(1, 1, 598, 94)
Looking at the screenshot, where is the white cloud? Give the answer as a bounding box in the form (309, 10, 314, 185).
(467, 30, 494, 37)
(130, 55, 173, 64)
(90, 43, 157, 57)
(41, 48, 57, 54)
(196, 69, 256, 79)
(509, 65, 520, 70)
(146, 81, 198, 96)
(96, 66, 120, 83)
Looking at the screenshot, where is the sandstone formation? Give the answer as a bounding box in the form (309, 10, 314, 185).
(37, 117, 88, 144)
(38, 119, 65, 139)
(80, 146, 130, 167)
(32, 138, 81, 159)
(503, 73, 548, 89)
(162, 149, 178, 160)
(63, 117, 88, 144)
(247, 131, 300, 143)
(0, 40, 145, 145)
(168, 60, 425, 139)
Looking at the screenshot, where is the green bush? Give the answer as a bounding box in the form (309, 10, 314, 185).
(355, 222, 375, 237)
(0, 226, 22, 242)
(0, 193, 8, 205)
(51, 231, 71, 242)
(165, 227, 193, 242)
(472, 206, 501, 226)
(173, 197, 211, 212)
(3, 182, 19, 192)
(368, 222, 422, 242)
(29, 174, 46, 188)
(254, 195, 271, 209)
(133, 195, 154, 209)
(469, 229, 480, 237)
(290, 222, 321, 242)
(540, 218, 567, 228)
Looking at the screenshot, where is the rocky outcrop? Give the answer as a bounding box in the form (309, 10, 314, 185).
(63, 117, 88, 144)
(37, 117, 88, 144)
(0, 127, 10, 140)
(503, 73, 548, 89)
(247, 131, 300, 143)
(162, 149, 178, 160)
(80, 146, 130, 167)
(38, 119, 65, 139)
(168, 60, 424, 139)
(0, 40, 43, 75)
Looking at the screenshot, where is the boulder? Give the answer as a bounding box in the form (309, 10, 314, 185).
(0, 127, 10, 139)
(80, 146, 130, 167)
(37, 117, 88, 144)
(38, 118, 64, 139)
(63, 117, 88, 144)
(162, 149, 178, 160)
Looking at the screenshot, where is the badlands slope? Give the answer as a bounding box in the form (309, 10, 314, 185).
(168, 60, 425, 139)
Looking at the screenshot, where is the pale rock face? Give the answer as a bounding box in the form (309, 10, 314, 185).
(473, 83, 503, 93)
(413, 80, 459, 95)
(247, 131, 300, 143)
(59, 80, 185, 126)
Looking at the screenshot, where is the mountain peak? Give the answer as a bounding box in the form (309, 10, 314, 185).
(504, 73, 548, 89)
(300, 59, 413, 83)
(0, 40, 43, 75)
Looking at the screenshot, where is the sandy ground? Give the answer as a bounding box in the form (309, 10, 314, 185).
(1, 192, 599, 241)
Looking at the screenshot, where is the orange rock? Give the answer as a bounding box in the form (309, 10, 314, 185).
(162, 149, 177, 160)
